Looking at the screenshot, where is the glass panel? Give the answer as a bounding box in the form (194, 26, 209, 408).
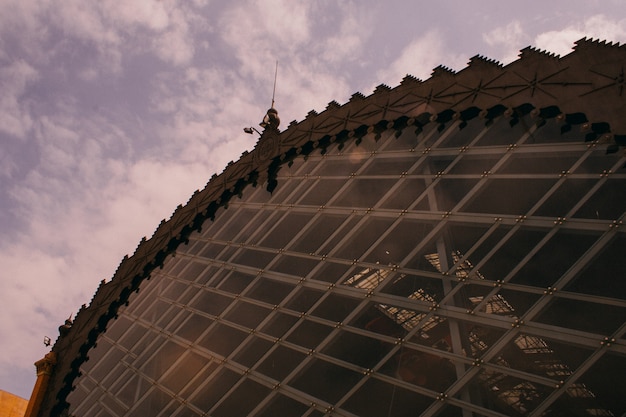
(439, 118, 487, 148)
(446, 154, 501, 175)
(310, 261, 353, 283)
(523, 118, 586, 144)
(574, 151, 622, 174)
(117, 373, 150, 408)
(188, 368, 240, 411)
(271, 178, 306, 205)
(223, 301, 272, 329)
(285, 319, 334, 349)
(318, 157, 367, 176)
(190, 290, 233, 316)
(433, 178, 481, 212)
(289, 213, 348, 254)
(573, 179, 626, 220)
(378, 178, 429, 210)
(247, 277, 295, 305)
(465, 369, 554, 416)
(534, 179, 598, 217)
(333, 217, 396, 261)
(256, 393, 310, 417)
(256, 345, 306, 381)
(231, 248, 276, 269)
(378, 346, 456, 392)
(141, 340, 186, 381)
(104, 315, 133, 341)
(232, 336, 274, 368)
(217, 270, 255, 295)
(385, 124, 435, 151)
(333, 178, 398, 208)
(127, 386, 173, 417)
(534, 297, 626, 335)
(483, 288, 542, 317)
(380, 271, 445, 302)
(284, 288, 324, 313)
(290, 358, 362, 404)
(242, 183, 271, 203)
(475, 228, 548, 283)
(489, 332, 592, 381)
(260, 312, 299, 338)
(270, 255, 320, 278)
(362, 218, 433, 264)
(361, 156, 417, 176)
(298, 179, 345, 206)
(212, 378, 271, 417)
(160, 351, 208, 393)
(474, 116, 527, 147)
(509, 230, 600, 288)
(310, 293, 362, 323)
(573, 352, 626, 416)
(211, 208, 250, 241)
(498, 152, 579, 174)
(258, 212, 316, 249)
(197, 242, 227, 260)
(178, 261, 210, 283)
(178, 313, 212, 343)
(341, 377, 431, 417)
(464, 178, 558, 215)
(197, 323, 249, 357)
(564, 235, 626, 300)
(321, 329, 394, 369)
(318, 216, 361, 256)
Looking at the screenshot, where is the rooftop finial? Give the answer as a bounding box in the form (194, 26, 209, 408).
(271, 60, 278, 109)
(243, 61, 280, 136)
(260, 60, 280, 130)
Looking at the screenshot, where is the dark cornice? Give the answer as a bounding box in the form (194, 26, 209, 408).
(40, 39, 626, 416)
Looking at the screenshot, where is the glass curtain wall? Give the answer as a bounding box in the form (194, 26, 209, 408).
(66, 114, 626, 417)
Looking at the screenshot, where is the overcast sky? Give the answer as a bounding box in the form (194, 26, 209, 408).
(1, 0, 625, 400)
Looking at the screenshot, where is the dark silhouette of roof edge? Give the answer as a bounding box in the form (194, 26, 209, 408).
(41, 39, 626, 416)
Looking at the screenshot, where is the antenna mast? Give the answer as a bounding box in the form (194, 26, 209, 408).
(271, 60, 278, 108)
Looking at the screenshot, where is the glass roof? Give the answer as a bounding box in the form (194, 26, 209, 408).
(67, 114, 626, 417)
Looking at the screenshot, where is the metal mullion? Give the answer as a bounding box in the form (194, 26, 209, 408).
(514, 321, 621, 352)
(554, 289, 626, 308)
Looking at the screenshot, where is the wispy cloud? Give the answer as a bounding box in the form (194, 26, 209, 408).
(376, 30, 467, 88)
(0, 60, 38, 139)
(482, 21, 530, 64)
(534, 14, 626, 55)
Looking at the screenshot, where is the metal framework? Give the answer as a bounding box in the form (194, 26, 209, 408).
(66, 114, 626, 417)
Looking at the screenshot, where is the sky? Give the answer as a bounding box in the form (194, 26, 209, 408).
(1, 0, 626, 400)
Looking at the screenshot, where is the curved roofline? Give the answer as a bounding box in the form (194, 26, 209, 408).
(41, 39, 626, 416)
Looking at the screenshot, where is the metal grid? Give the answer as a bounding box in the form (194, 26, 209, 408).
(67, 115, 626, 417)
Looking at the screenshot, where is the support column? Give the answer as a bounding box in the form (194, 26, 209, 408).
(23, 352, 56, 417)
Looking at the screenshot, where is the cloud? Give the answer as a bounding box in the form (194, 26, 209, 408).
(482, 21, 529, 64)
(534, 14, 626, 56)
(0, 60, 38, 139)
(376, 30, 467, 87)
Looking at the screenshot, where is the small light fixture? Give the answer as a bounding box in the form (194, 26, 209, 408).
(243, 126, 261, 136)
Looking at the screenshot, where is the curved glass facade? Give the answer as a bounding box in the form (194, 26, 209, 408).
(66, 115, 626, 417)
